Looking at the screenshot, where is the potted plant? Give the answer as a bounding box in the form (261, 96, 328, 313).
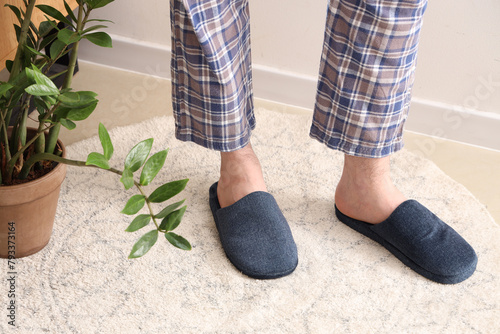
(0, 0, 191, 259)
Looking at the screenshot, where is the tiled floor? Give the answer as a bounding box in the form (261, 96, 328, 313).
(3, 62, 499, 224)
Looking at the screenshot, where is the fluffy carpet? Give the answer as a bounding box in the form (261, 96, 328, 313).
(2, 109, 499, 333)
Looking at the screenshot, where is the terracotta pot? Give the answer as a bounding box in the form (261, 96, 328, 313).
(0, 128, 66, 258)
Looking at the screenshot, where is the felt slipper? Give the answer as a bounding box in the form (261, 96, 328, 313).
(335, 200, 477, 284)
(209, 182, 298, 279)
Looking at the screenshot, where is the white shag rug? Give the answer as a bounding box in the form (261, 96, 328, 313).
(2, 109, 499, 333)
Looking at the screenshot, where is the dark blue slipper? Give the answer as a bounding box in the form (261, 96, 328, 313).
(335, 200, 477, 284)
(209, 182, 298, 279)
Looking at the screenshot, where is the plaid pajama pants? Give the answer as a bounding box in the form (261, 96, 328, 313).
(170, 0, 427, 157)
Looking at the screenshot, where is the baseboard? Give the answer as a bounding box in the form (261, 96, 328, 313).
(78, 34, 500, 151)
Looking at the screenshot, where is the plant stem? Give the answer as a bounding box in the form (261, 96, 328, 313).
(62, 5, 84, 90)
(8, 0, 37, 82)
(135, 185, 160, 230)
(45, 5, 85, 154)
(6, 123, 55, 177)
(19, 152, 161, 229)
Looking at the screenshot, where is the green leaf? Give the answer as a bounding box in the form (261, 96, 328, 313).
(124, 138, 153, 172)
(58, 91, 79, 104)
(86, 18, 114, 24)
(86, 0, 115, 9)
(66, 101, 98, 121)
(128, 229, 158, 259)
(98, 123, 113, 160)
(148, 179, 189, 203)
(63, 0, 78, 23)
(82, 25, 108, 35)
(85, 152, 110, 169)
(0, 83, 13, 97)
(139, 149, 168, 186)
(83, 31, 112, 48)
(120, 168, 134, 190)
(155, 199, 186, 219)
(25, 84, 59, 96)
(60, 118, 76, 130)
(5, 60, 13, 73)
(53, 105, 71, 119)
(5, 5, 21, 24)
(39, 20, 56, 38)
(165, 232, 191, 251)
(121, 195, 146, 215)
(26, 66, 58, 90)
(57, 28, 80, 45)
(125, 214, 151, 232)
(39, 31, 57, 50)
(59, 90, 97, 108)
(159, 206, 187, 231)
(36, 5, 74, 28)
(25, 45, 48, 58)
(49, 39, 66, 59)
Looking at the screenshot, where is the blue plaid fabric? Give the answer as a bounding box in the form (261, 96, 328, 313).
(171, 0, 254, 151)
(170, 0, 428, 157)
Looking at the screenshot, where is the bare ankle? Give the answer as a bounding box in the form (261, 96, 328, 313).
(335, 154, 406, 224)
(217, 143, 267, 208)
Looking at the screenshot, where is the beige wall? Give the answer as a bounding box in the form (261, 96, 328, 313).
(90, 0, 500, 116)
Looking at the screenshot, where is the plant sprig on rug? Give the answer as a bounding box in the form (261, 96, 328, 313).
(21, 123, 192, 257)
(0, 0, 191, 257)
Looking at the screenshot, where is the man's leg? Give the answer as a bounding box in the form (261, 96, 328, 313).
(170, 0, 265, 207)
(170, 0, 297, 279)
(311, 0, 426, 222)
(312, 0, 477, 283)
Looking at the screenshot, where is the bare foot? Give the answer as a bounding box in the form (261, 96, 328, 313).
(217, 143, 267, 208)
(334, 155, 407, 224)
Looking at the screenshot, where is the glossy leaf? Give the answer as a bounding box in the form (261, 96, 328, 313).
(121, 195, 146, 215)
(165, 232, 191, 251)
(36, 5, 73, 28)
(155, 199, 185, 219)
(57, 28, 80, 45)
(66, 101, 98, 121)
(124, 138, 153, 172)
(120, 168, 134, 190)
(26, 66, 58, 90)
(25, 84, 59, 96)
(125, 214, 151, 232)
(159, 205, 187, 231)
(59, 91, 97, 108)
(98, 123, 113, 160)
(83, 32, 112, 48)
(140, 149, 168, 186)
(148, 179, 189, 203)
(60, 118, 76, 130)
(85, 152, 109, 169)
(128, 229, 158, 258)
(58, 91, 79, 104)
